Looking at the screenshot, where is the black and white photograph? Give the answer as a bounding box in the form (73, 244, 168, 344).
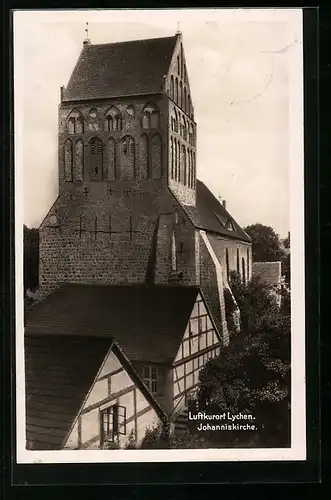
(14, 8, 305, 462)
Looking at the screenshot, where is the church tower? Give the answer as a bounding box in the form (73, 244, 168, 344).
(38, 33, 199, 296)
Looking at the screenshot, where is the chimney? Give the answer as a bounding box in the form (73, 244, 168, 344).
(223, 200, 227, 210)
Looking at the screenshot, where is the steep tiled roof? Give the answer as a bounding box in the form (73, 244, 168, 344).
(62, 36, 178, 102)
(25, 335, 112, 450)
(25, 335, 168, 450)
(25, 284, 199, 364)
(182, 180, 251, 243)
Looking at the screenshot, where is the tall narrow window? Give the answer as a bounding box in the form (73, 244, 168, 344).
(177, 140, 181, 182)
(171, 231, 177, 271)
(139, 134, 149, 179)
(183, 118, 187, 141)
(170, 75, 174, 100)
(89, 137, 103, 180)
(184, 88, 187, 113)
(182, 146, 187, 185)
(121, 136, 135, 180)
(193, 152, 196, 188)
(171, 136, 174, 179)
(67, 110, 84, 134)
(105, 138, 116, 180)
(180, 81, 183, 109)
(242, 257, 246, 284)
(64, 139, 73, 181)
(226, 248, 230, 282)
(177, 55, 180, 74)
(151, 134, 162, 179)
(175, 78, 178, 105)
(68, 117, 75, 134)
(74, 139, 84, 181)
(236, 249, 240, 274)
(141, 103, 159, 129)
(104, 107, 122, 132)
(76, 116, 84, 134)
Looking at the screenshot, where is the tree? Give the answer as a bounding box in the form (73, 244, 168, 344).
(244, 223, 290, 287)
(23, 225, 39, 296)
(244, 223, 286, 262)
(197, 273, 291, 448)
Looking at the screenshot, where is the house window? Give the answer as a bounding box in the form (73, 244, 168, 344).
(143, 366, 157, 394)
(198, 316, 204, 333)
(100, 404, 126, 445)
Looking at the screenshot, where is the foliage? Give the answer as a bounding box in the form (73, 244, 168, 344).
(140, 424, 214, 449)
(124, 430, 137, 449)
(140, 424, 170, 449)
(229, 271, 282, 335)
(197, 274, 291, 448)
(23, 225, 39, 295)
(244, 223, 285, 262)
(244, 223, 290, 287)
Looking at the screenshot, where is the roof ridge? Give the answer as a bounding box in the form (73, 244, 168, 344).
(86, 35, 177, 48)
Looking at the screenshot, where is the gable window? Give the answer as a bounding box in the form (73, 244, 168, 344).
(143, 366, 157, 394)
(100, 404, 126, 445)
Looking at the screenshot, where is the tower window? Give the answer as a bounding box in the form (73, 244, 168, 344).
(141, 103, 159, 129)
(104, 106, 122, 132)
(89, 137, 103, 180)
(67, 109, 84, 134)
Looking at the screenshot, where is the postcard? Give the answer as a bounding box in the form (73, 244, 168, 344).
(14, 8, 305, 464)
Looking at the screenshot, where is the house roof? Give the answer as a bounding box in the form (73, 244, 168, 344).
(62, 35, 178, 102)
(25, 334, 112, 450)
(182, 180, 251, 243)
(25, 284, 199, 364)
(25, 334, 168, 450)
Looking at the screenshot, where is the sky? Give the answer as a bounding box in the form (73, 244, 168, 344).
(14, 9, 303, 238)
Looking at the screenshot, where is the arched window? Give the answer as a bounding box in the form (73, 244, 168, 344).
(183, 117, 187, 141)
(226, 248, 230, 282)
(141, 103, 159, 129)
(151, 134, 162, 179)
(184, 88, 187, 113)
(181, 45, 184, 76)
(173, 109, 178, 133)
(177, 141, 180, 181)
(170, 136, 174, 179)
(89, 137, 103, 180)
(180, 81, 183, 109)
(74, 139, 84, 181)
(104, 107, 122, 132)
(242, 258, 246, 284)
(236, 249, 240, 274)
(193, 152, 196, 188)
(120, 136, 135, 180)
(175, 78, 178, 105)
(171, 231, 177, 271)
(247, 248, 250, 281)
(174, 140, 177, 181)
(177, 55, 180, 75)
(67, 109, 84, 134)
(139, 134, 149, 179)
(68, 117, 75, 134)
(188, 95, 191, 117)
(105, 138, 116, 180)
(170, 76, 174, 100)
(182, 146, 187, 185)
(64, 139, 73, 181)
